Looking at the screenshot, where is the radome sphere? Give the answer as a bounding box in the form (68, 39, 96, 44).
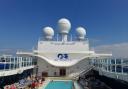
(58, 18, 71, 34)
(43, 27, 54, 36)
(76, 27, 86, 36)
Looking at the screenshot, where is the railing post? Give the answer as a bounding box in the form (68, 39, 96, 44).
(107, 58, 108, 72)
(17, 57, 18, 68)
(114, 58, 116, 73)
(29, 57, 31, 66)
(57, 34, 58, 41)
(110, 59, 112, 72)
(9, 57, 11, 70)
(30, 57, 32, 66)
(115, 58, 117, 73)
(99, 59, 101, 68)
(71, 34, 72, 41)
(19, 57, 22, 68)
(13, 57, 15, 69)
(26, 57, 27, 66)
(4, 56, 6, 71)
(101, 59, 103, 70)
(21, 57, 22, 68)
(19, 57, 20, 68)
(23, 57, 25, 67)
(121, 59, 123, 74)
(91, 58, 93, 66)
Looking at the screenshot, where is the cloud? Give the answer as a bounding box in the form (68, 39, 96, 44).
(89, 38, 101, 45)
(94, 43, 128, 58)
(0, 48, 17, 55)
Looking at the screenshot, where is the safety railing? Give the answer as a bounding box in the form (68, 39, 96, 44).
(39, 34, 88, 42)
(0, 56, 35, 72)
(91, 58, 128, 82)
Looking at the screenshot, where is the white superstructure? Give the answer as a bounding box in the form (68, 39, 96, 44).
(17, 18, 112, 77)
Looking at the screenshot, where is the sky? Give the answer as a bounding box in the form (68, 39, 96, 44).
(0, 0, 128, 57)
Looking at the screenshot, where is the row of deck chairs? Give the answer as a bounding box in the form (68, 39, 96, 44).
(4, 78, 32, 89)
(15, 78, 32, 88)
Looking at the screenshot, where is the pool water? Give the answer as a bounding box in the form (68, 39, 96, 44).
(45, 80, 73, 89)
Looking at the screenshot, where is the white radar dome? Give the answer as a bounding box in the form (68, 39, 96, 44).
(58, 18, 71, 34)
(43, 27, 54, 40)
(76, 27, 86, 40)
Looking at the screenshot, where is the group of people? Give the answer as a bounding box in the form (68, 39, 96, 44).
(3, 75, 45, 89)
(27, 76, 45, 89)
(3, 84, 16, 89)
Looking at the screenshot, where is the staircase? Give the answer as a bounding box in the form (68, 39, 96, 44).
(69, 66, 94, 80)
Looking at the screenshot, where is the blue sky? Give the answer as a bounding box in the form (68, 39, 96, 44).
(0, 0, 128, 52)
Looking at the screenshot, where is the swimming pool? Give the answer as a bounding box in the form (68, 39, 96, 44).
(44, 80, 74, 89)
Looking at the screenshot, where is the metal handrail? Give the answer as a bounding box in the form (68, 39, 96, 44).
(91, 58, 128, 82)
(0, 56, 34, 71)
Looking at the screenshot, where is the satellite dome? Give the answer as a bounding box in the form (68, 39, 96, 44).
(76, 27, 86, 40)
(43, 27, 54, 40)
(58, 18, 71, 34)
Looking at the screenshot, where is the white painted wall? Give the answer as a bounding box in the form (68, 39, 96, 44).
(37, 41, 89, 53)
(37, 57, 91, 77)
(37, 58, 60, 76)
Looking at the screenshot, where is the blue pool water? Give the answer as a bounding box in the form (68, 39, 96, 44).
(45, 81, 73, 89)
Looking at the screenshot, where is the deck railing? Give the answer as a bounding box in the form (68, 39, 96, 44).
(0, 56, 35, 71)
(91, 58, 128, 82)
(39, 34, 88, 42)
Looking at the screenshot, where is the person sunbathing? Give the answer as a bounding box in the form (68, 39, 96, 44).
(10, 84, 16, 89)
(31, 81, 36, 89)
(4, 85, 10, 89)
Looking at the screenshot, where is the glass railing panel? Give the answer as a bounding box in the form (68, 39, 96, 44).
(22, 62, 24, 67)
(24, 62, 27, 67)
(111, 59, 115, 64)
(0, 56, 34, 71)
(123, 59, 128, 64)
(0, 57, 6, 62)
(5, 63, 10, 69)
(116, 59, 121, 64)
(108, 59, 111, 64)
(116, 65, 122, 73)
(108, 65, 111, 71)
(10, 63, 14, 69)
(0, 63, 5, 70)
(112, 65, 115, 72)
(123, 66, 128, 73)
(5, 58, 11, 62)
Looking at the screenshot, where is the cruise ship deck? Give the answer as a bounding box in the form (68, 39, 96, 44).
(0, 18, 128, 89)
